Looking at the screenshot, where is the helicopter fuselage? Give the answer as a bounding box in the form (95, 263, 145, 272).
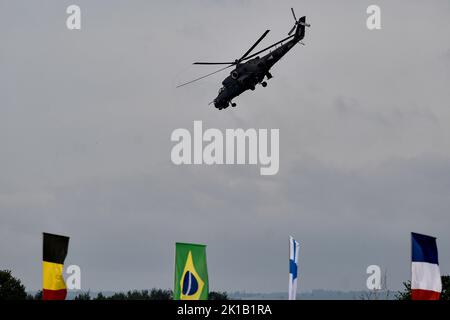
(214, 37, 300, 110)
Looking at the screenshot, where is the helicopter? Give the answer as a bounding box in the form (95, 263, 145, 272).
(177, 8, 310, 110)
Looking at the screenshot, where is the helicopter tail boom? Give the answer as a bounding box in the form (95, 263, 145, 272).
(294, 16, 309, 41)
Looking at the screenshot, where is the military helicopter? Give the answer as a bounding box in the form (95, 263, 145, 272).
(177, 8, 310, 110)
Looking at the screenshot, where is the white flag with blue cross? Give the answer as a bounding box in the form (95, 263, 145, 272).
(288, 236, 300, 300)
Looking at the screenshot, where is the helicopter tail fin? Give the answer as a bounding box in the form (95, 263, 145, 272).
(294, 16, 309, 41)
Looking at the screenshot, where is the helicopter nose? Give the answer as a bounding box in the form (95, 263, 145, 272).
(214, 99, 227, 110)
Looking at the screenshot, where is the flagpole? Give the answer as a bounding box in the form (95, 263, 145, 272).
(288, 236, 292, 300)
(288, 236, 290, 300)
(410, 232, 412, 297)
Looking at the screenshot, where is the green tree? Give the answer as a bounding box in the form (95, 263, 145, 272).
(209, 291, 229, 300)
(396, 275, 449, 300)
(94, 292, 106, 300)
(74, 291, 91, 300)
(149, 288, 172, 300)
(26, 290, 43, 300)
(440, 276, 450, 300)
(125, 290, 151, 300)
(98, 289, 173, 300)
(107, 292, 127, 300)
(396, 281, 411, 300)
(0, 270, 27, 300)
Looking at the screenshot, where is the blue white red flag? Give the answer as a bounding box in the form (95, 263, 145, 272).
(411, 232, 442, 300)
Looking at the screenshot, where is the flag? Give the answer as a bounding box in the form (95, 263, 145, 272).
(288, 236, 300, 300)
(411, 232, 442, 300)
(174, 242, 209, 300)
(42, 232, 70, 300)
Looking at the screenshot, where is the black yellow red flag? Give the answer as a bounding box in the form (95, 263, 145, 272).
(42, 233, 69, 300)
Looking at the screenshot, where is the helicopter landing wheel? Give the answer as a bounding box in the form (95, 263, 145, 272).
(262, 81, 267, 87)
(231, 102, 237, 107)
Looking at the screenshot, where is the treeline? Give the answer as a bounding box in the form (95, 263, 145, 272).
(2, 269, 450, 300)
(26, 289, 229, 301)
(70, 290, 228, 300)
(0, 269, 228, 300)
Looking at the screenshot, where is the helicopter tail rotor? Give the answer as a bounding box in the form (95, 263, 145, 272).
(288, 8, 310, 39)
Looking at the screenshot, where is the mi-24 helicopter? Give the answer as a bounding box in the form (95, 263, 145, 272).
(177, 8, 310, 110)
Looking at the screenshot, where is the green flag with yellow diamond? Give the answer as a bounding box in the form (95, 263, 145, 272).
(174, 242, 209, 300)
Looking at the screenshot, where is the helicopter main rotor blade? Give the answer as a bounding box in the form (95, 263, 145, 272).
(238, 29, 270, 62)
(176, 65, 232, 88)
(291, 8, 297, 22)
(192, 30, 270, 67)
(288, 25, 296, 36)
(193, 62, 235, 65)
(242, 34, 294, 61)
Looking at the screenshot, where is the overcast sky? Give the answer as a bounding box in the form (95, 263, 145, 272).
(1, 0, 450, 293)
